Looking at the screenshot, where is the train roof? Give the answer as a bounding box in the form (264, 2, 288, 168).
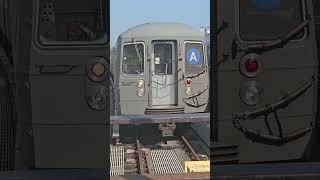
(118, 22, 204, 40)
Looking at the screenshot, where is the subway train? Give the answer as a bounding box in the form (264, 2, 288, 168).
(0, 0, 109, 170)
(213, 0, 320, 164)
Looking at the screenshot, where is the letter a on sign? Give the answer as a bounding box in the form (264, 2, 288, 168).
(187, 48, 200, 65)
(190, 52, 197, 62)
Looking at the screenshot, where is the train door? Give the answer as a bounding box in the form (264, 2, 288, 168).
(119, 42, 148, 114)
(29, 0, 108, 168)
(151, 41, 178, 106)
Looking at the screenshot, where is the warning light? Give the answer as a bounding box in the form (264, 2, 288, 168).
(245, 59, 259, 73)
(240, 53, 262, 78)
(137, 80, 145, 97)
(185, 78, 192, 86)
(239, 81, 262, 106)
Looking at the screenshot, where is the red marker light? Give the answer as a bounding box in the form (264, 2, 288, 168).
(185, 78, 192, 86)
(245, 59, 259, 73)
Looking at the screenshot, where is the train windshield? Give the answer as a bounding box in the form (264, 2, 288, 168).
(239, 0, 304, 41)
(37, 0, 108, 45)
(122, 43, 144, 75)
(185, 42, 205, 75)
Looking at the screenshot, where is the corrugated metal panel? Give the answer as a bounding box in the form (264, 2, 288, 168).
(110, 145, 124, 176)
(148, 149, 185, 174)
(0, 45, 15, 171)
(0, 85, 15, 171)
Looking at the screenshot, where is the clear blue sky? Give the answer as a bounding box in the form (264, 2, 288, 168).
(110, 0, 210, 47)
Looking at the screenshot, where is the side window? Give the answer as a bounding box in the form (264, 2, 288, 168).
(239, 0, 305, 41)
(185, 42, 205, 75)
(38, 0, 108, 45)
(122, 43, 144, 75)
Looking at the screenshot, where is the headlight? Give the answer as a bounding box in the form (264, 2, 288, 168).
(137, 80, 144, 88)
(91, 62, 106, 77)
(87, 86, 107, 110)
(186, 86, 192, 95)
(239, 81, 262, 106)
(137, 80, 145, 97)
(86, 57, 108, 82)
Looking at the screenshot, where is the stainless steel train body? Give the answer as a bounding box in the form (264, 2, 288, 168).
(111, 22, 209, 115)
(214, 0, 319, 163)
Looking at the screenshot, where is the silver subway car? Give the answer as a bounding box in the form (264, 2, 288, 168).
(111, 22, 209, 115)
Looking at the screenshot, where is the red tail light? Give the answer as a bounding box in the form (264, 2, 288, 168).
(185, 78, 192, 86)
(245, 59, 259, 73)
(240, 53, 262, 78)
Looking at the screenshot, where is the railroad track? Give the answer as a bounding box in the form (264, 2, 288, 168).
(110, 132, 210, 180)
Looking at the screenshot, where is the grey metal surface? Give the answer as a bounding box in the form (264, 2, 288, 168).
(216, 0, 318, 163)
(110, 113, 210, 125)
(191, 123, 210, 147)
(0, 84, 15, 171)
(213, 162, 320, 176)
(0, 169, 108, 180)
(29, 0, 109, 169)
(119, 22, 203, 39)
(148, 149, 184, 174)
(110, 145, 124, 176)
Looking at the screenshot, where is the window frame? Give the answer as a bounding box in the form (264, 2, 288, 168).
(183, 41, 207, 75)
(153, 42, 174, 76)
(235, 0, 307, 44)
(34, 0, 109, 49)
(121, 41, 146, 78)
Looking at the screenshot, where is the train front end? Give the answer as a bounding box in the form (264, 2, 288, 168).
(112, 22, 209, 115)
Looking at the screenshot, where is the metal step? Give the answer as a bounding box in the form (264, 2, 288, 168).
(110, 145, 125, 176)
(211, 143, 239, 165)
(146, 149, 186, 174)
(146, 106, 184, 114)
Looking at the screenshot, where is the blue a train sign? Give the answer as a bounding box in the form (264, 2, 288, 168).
(186, 48, 201, 65)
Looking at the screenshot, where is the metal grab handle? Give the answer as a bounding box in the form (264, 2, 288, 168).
(232, 76, 316, 145)
(35, 64, 79, 74)
(233, 16, 311, 54)
(234, 76, 315, 120)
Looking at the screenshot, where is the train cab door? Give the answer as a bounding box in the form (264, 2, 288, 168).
(150, 41, 178, 107)
(29, 0, 109, 168)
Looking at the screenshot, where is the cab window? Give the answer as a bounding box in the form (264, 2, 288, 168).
(122, 43, 144, 75)
(185, 42, 205, 75)
(38, 0, 108, 45)
(154, 43, 173, 75)
(239, 0, 305, 41)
